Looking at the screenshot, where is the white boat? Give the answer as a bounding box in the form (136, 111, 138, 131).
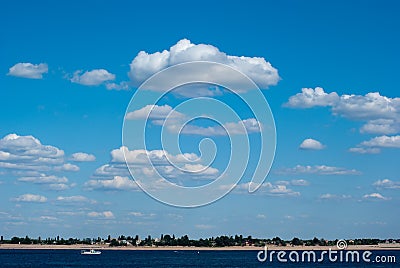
(81, 249, 102, 255)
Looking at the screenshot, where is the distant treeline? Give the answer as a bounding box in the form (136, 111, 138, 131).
(0, 235, 398, 247)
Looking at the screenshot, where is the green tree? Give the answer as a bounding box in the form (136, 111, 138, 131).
(291, 237, 302, 246)
(312, 237, 320, 246)
(11, 237, 20, 244)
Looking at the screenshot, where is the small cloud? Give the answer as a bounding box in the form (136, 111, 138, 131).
(71, 69, 115, 86)
(8, 62, 48, 79)
(269, 185, 300, 196)
(229, 181, 300, 197)
(39, 216, 58, 221)
(181, 118, 262, 136)
(87, 211, 114, 219)
(284, 87, 339, 108)
(70, 152, 96, 162)
(278, 165, 360, 175)
(361, 135, 400, 148)
(360, 119, 400, 135)
(290, 179, 309, 186)
(54, 163, 80, 172)
(285, 89, 400, 136)
(319, 193, 351, 200)
(47, 183, 73, 191)
(0, 133, 64, 171)
(105, 81, 129, 91)
(299, 138, 325, 150)
(126, 104, 185, 121)
(363, 193, 390, 200)
(167, 213, 183, 220)
(129, 212, 144, 217)
(128, 212, 156, 218)
(256, 214, 266, 219)
(84, 176, 138, 191)
(350, 135, 400, 154)
(57, 195, 93, 203)
(195, 224, 214, 230)
(111, 146, 199, 164)
(349, 147, 381, 154)
(17, 174, 68, 184)
(373, 179, 400, 189)
(57, 211, 85, 216)
(12, 194, 47, 203)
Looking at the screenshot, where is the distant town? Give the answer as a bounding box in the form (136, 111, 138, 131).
(1, 235, 399, 248)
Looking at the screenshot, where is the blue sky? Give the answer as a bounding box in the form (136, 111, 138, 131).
(0, 0, 399, 240)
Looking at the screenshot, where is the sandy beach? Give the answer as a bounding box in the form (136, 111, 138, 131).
(1, 244, 399, 251)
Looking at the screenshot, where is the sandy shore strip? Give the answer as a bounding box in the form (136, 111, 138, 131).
(1, 244, 399, 251)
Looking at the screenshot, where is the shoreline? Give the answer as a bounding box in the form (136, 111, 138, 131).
(1, 244, 399, 251)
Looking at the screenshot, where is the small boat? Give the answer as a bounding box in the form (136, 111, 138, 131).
(81, 249, 102, 255)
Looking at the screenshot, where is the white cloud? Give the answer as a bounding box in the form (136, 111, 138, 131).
(172, 84, 224, 97)
(17, 174, 76, 191)
(93, 163, 130, 178)
(91, 146, 220, 189)
(285, 88, 400, 136)
(71, 69, 115, 86)
(363, 193, 390, 200)
(57, 211, 85, 216)
(361, 135, 400, 148)
(181, 164, 218, 175)
(332, 92, 399, 121)
(87, 211, 114, 219)
(256, 214, 267, 219)
(112, 146, 219, 181)
(8, 62, 48, 79)
(105, 81, 129, 91)
(350, 135, 400, 154)
(128, 39, 279, 91)
(128, 212, 156, 218)
(17, 174, 68, 184)
(57, 195, 93, 203)
(70, 152, 96, 162)
(290, 179, 310, 186)
(299, 138, 325, 150)
(285, 87, 339, 108)
(0, 134, 64, 172)
(195, 224, 214, 230)
(54, 163, 80, 172)
(111, 146, 199, 164)
(129, 212, 144, 217)
(126, 104, 261, 136)
(12, 194, 47, 203)
(181, 118, 261, 136)
(39, 216, 58, 221)
(229, 181, 300, 197)
(319, 193, 351, 200)
(278, 165, 360, 175)
(85, 176, 139, 191)
(125, 104, 185, 120)
(47, 183, 72, 191)
(360, 119, 400, 135)
(0, 134, 64, 159)
(286, 88, 399, 120)
(373, 179, 400, 189)
(348, 147, 381, 154)
(268, 185, 300, 196)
